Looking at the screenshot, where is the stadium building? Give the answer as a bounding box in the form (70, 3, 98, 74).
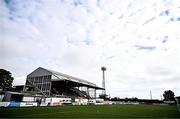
(24, 67, 104, 99)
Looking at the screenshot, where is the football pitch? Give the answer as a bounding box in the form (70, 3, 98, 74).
(0, 104, 180, 118)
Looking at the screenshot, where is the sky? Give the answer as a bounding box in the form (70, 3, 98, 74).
(1, 0, 180, 99)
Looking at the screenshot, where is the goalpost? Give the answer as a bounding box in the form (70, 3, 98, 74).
(175, 98, 180, 112)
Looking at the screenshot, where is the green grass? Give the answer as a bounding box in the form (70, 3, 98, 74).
(0, 104, 180, 118)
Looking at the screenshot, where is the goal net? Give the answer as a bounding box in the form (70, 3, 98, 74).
(175, 98, 180, 112)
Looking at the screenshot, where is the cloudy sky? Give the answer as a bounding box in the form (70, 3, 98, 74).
(1, 0, 180, 99)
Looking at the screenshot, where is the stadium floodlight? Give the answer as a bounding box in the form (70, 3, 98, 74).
(101, 66, 106, 95)
(175, 97, 180, 112)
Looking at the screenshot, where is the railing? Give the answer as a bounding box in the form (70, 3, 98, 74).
(70, 88, 90, 98)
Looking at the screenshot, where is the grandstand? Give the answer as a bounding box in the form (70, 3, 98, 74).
(24, 67, 104, 99)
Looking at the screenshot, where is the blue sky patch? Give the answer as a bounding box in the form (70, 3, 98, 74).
(177, 17, 180, 21)
(162, 36, 168, 43)
(72, 0, 82, 6)
(4, 0, 17, 13)
(170, 17, 180, 22)
(134, 45, 156, 51)
(160, 10, 170, 16)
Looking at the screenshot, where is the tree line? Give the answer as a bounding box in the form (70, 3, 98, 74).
(110, 90, 178, 103)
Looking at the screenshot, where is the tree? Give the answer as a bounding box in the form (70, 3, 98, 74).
(0, 69, 14, 91)
(176, 96, 180, 100)
(163, 90, 175, 101)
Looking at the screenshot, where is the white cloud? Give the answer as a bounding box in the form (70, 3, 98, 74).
(0, 0, 180, 99)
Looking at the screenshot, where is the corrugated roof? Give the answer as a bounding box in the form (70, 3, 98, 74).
(41, 67, 104, 90)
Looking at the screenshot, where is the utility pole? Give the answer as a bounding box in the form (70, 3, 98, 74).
(160, 95, 163, 101)
(150, 90, 152, 100)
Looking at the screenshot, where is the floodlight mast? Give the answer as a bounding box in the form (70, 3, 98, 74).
(101, 66, 106, 95)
